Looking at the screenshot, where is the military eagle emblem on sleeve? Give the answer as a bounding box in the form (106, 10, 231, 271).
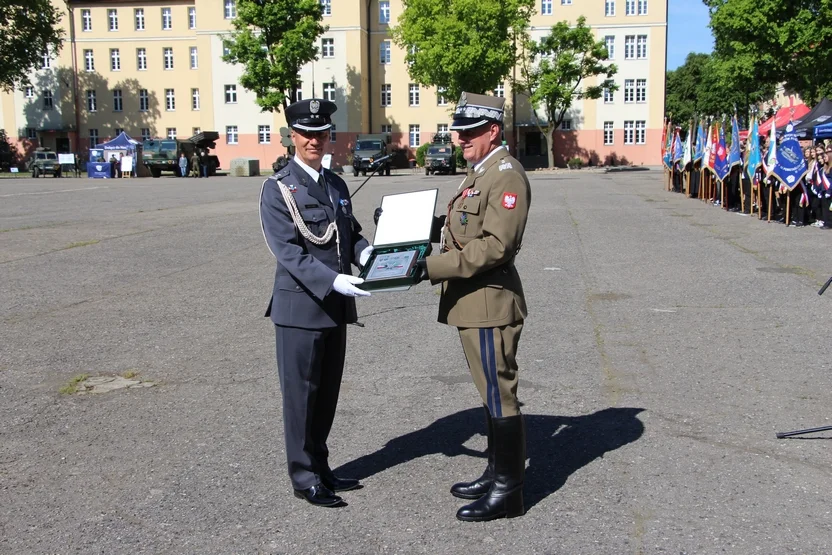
(502, 193, 517, 209)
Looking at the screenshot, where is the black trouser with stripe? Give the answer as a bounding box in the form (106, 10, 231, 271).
(458, 323, 523, 417)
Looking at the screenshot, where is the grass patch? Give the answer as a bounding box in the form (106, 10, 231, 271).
(65, 240, 99, 249)
(121, 370, 139, 379)
(60, 374, 89, 395)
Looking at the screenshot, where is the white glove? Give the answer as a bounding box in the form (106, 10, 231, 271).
(359, 245, 374, 267)
(333, 274, 371, 297)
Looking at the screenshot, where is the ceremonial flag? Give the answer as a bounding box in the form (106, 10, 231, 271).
(660, 118, 667, 161)
(706, 123, 718, 173)
(663, 121, 673, 169)
(682, 123, 693, 168)
(672, 129, 684, 163)
(728, 115, 742, 168)
(764, 117, 777, 176)
(693, 121, 705, 163)
(714, 123, 730, 182)
(772, 122, 807, 191)
(745, 116, 762, 183)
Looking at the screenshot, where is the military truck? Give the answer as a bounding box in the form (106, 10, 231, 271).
(26, 147, 60, 177)
(424, 133, 457, 176)
(142, 131, 221, 177)
(351, 134, 392, 177)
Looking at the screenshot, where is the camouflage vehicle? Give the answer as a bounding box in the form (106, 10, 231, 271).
(351, 134, 391, 177)
(424, 133, 457, 176)
(26, 147, 60, 178)
(142, 131, 220, 177)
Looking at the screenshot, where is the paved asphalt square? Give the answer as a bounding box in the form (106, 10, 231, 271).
(2, 169, 832, 553)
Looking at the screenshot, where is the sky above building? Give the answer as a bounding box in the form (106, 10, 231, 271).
(667, 0, 713, 70)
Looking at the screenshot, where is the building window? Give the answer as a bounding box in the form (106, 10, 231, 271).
(114, 127, 124, 136)
(605, 36, 615, 59)
(110, 49, 121, 71)
(409, 124, 420, 147)
(192, 88, 200, 110)
(638, 0, 648, 15)
(226, 125, 238, 144)
(624, 35, 635, 59)
(624, 79, 635, 103)
(560, 120, 572, 131)
(223, 44, 231, 57)
(188, 7, 196, 29)
(605, 0, 615, 16)
(604, 122, 614, 145)
(379, 40, 391, 64)
(379, 0, 389, 23)
(381, 84, 391, 106)
(24, 86, 34, 98)
(43, 90, 53, 110)
(165, 88, 175, 111)
(323, 82, 335, 102)
(141, 128, 151, 141)
(541, 0, 552, 15)
(162, 7, 172, 30)
(113, 89, 123, 111)
(603, 87, 614, 103)
(190, 47, 198, 69)
(624, 120, 634, 144)
(322, 38, 334, 58)
(636, 79, 647, 103)
(82, 9, 92, 31)
(330, 124, 337, 142)
(26, 128, 37, 140)
(437, 87, 447, 106)
(84, 49, 94, 72)
(635, 120, 646, 144)
(224, 0, 236, 18)
(135, 8, 145, 30)
(625, 0, 636, 15)
(167, 128, 177, 139)
(137, 48, 147, 70)
(637, 35, 648, 59)
(108, 9, 118, 31)
(493, 83, 505, 98)
(437, 123, 448, 134)
(294, 84, 302, 102)
(139, 89, 149, 111)
(409, 83, 419, 106)
(561, 0, 572, 4)
(320, 0, 331, 16)
(192, 127, 201, 135)
(381, 124, 392, 134)
(89, 129, 99, 146)
(259, 125, 271, 144)
(164, 47, 174, 70)
(42, 49, 51, 69)
(224, 84, 237, 103)
(86, 90, 97, 112)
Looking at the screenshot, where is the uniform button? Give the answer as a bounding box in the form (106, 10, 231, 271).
(462, 205, 467, 209)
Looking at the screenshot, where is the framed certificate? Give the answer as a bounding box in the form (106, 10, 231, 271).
(364, 250, 418, 282)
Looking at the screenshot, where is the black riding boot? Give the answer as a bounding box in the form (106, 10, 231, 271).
(450, 406, 493, 499)
(456, 414, 525, 522)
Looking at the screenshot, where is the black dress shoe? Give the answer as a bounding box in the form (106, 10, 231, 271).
(293, 483, 343, 507)
(322, 475, 361, 492)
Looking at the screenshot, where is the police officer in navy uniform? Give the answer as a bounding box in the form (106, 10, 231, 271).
(259, 98, 374, 507)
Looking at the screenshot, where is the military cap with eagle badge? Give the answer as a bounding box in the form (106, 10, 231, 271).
(285, 98, 337, 132)
(450, 92, 505, 131)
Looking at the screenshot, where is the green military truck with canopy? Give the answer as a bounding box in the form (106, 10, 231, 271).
(424, 133, 457, 176)
(142, 131, 221, 177)
(351, 134, 392, 177)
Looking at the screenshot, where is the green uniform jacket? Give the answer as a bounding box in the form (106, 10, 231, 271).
(426, 146, 531, 328)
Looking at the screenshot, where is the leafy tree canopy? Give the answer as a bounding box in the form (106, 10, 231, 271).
(391, 0, 534, 101)
(516, 16, 617, 168)
(222, 0, 326, 112)
(0, 0, 64, 92)
(704, 0, 832, 104)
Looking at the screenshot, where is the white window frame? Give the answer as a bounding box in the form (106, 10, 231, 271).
(635, 120, 646, 144)
(294, 84, 302, 103)
(637, 35, 648, 59)
(625, 0, 636, 15)
(561, 0, 572, 4)
(135, 8, 145, 31)
(381, 124, 392, 134)
(437, 123, 449, 134)
(86, 90, 97, 112)
(624, 35, 635, 59)
(141, 128, 151, 141)
(603, 87, 614, 104)
(162, 7, 172, 30)
(84, 49, 94, 72)
(437, 87, 447, 106)
(320, 0, 331, 16)
(190, 47, 198, 69)
(192, 88, 200, 110)
(26, 128, 37, 140)
(381, 84, 391, 107)
(164, 47, 174, 70)
(604, 122, 614, 145)
(108, 9, 118, 31)
(89, 129, 99, 146)
(224, 0, 236, 19)
(493, 83, 505, 98)
(541, 0, 552, 15)
(42, 90, 53, 110)
(224, 84, 237, 104)
(624, 120, 634, 144)
(192, 127, 201, 136)
(560, 120, 572, 131)
(165, 88, 175, 111)
(624, 79, 635, 103)
(330, 124, 337, 143)
(226, 125, 238, 145)
(139, 89, 149, 112)
(113, 89, 123, 112)
(188, 7, 197, 29)
(379, 0, 390, 23)
(636, 79, 647, 103)
(42, 49, 51, 69)
(605, 36, 615, 59)
(82, 9, 92, 31)
(110, 49, 121, 71)
(409, 124, 420, 147)
(409, 83, 420, 107)
(380, 40, 391, 64)
(167, 128, 177, 139)
(259, 125, 271, 144)
(638, 0, 648, 15)
(323, 82, 335, 102)
(605, 0, 616, 16)
(24, 86, 34, 98)
(137, 48, 147, 71)
(322, 38, 334, 58)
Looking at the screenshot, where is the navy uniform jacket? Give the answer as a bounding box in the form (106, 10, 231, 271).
(260, 159, 369, 329)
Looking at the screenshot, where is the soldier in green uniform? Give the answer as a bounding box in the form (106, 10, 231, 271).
(416, 92, 531, 522)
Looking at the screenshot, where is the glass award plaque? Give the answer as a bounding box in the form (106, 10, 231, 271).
(358, 188, 439, 291)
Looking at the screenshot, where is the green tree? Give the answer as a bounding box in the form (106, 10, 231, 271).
(0, 0, 64, 92)
(390, 0, 534, 100)
(516, 16, 617, 169)
(704, 0, 832, 104)
(222, 0, 326, 112)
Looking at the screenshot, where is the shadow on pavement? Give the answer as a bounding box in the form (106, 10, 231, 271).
(335, 406, 645, 510)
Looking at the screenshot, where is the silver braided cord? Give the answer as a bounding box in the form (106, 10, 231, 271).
(276, 179, 342, 269)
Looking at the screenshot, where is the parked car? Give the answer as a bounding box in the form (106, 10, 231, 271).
(26, 147, 60, 177)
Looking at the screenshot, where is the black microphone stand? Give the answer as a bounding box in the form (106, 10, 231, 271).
(349, 154, 393, 199)
(775, 275, 832, 438)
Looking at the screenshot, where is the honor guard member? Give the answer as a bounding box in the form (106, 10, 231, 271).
(259, 98, 374, 507)
(417, 92, 531, 522)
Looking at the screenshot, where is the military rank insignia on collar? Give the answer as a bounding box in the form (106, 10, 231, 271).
(339, 198, 350, 206)
(502, 192, 517, 209)
(287, 183, 298, 193)
(499, 161, 513, 171)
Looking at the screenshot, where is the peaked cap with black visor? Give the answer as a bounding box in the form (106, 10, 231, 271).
(449, 92, 505, 131)
(285, 98, 336, 132)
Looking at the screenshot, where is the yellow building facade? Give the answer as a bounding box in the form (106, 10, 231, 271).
(1, 0, 666, 169)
